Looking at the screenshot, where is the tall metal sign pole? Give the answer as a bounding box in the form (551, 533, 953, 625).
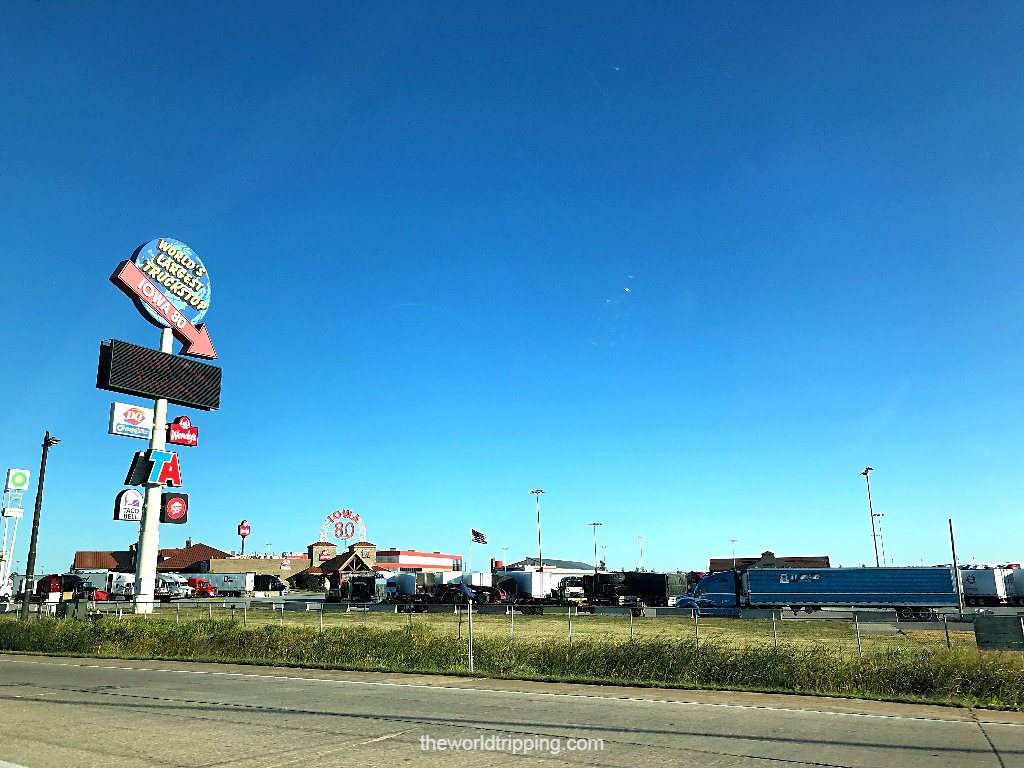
(20, 432, 59, 621)
(1, 469, 31, 588)
(100, 238, 219, 614)
(133, 328, 173, 612)
(531, 490, 544, 572)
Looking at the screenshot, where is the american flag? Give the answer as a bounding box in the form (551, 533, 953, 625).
(471, 529, 487, 544)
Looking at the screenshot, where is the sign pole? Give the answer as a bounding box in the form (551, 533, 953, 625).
(133, 328, 172, 614)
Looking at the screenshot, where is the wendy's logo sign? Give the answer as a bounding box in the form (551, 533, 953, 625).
(167, 415, 199, 447)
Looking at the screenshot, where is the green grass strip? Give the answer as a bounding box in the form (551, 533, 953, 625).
(2, 616, 1022, 710)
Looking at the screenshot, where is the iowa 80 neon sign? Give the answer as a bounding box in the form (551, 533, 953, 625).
(320, 509, 366, 542)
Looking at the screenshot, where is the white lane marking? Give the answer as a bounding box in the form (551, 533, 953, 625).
(2, 657, 1021, 728)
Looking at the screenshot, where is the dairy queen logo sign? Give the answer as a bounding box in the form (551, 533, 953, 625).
(167, 416, 199, 447)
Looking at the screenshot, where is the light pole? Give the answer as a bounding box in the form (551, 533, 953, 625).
(601, 544, 607, 571)
(501, 546, 508, 567)
(861, 467, 880, 567)
(20, 432, 59, 621)
(729, 539, 737, 571)
(530, 490, 544, 571)
(587, 523, 602, 574)
(637, 536, 645, 571)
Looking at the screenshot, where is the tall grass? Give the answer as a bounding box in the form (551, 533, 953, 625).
(1, 616, 1021, 709)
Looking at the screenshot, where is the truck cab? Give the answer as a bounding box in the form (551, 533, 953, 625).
(676, 571, 741, 614)
(187, 578, 215, 598)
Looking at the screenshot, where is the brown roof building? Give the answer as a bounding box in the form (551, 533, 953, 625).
(708, 550, 831, 574)
(156, 543, 233, 572)
(72, 550, 135, 572)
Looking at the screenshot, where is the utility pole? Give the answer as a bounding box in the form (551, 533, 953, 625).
(861, 467, 880, 567)
(20, 432, 59, 621)
(949, 519, 964, 618)
(587, 523, 602, 574)
(531, 490, 544, 572)
(729, 539, 737, 570)
(637, 536, 645, 571)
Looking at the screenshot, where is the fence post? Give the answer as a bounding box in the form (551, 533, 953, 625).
(630, 609, 633, 641)
(694, 611, 699, 649)
(208, 602, 212, 620)
(176, 603, 180, 625)
(243, 604, 247, 627)
(568, 606, 572, 645)
(458, 605, 463, 639)
(855, 613, 863, 657)
(510, 603, 514, 642)
(467, 600, 474, 672)
(320, 604, 324, 633)
(363, 607, 367, 628)
(280, 603, 283, 626)
(773, 612, 778, 649)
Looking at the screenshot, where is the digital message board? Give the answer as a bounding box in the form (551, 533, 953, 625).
(97, 339, 222, 411)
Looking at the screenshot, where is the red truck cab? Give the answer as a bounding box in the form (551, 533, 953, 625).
(187, 578, 215, 598)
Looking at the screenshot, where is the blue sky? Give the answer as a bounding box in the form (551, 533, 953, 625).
(2, 3, 1023, 576)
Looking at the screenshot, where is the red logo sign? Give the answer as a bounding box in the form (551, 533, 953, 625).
(159, 491, 188, 524)
(124, 407, 148, 425)
(238, 520, 250, 537)
(319, 550, 333, 561)
(166, 497, 186, 520)
(167, 416, 199, 447)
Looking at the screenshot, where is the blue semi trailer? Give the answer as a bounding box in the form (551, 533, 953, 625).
(677, 567, 959, 619)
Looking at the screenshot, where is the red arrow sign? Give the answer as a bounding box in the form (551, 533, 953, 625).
(110, 261, 217, 359)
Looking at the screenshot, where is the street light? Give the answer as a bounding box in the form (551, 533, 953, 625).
(601, 544, 607, 571)
(20, 431, 59, 621)
(530, 490, 544, 572)
(729, 539, 737, 571)
(587, 523, 602, 574)
(637, 536, 645, 571)
(501, 546, 508, 568)
(861, 467, 880, 567)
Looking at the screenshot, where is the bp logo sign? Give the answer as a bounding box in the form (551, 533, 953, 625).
(5, 469, 30, 492)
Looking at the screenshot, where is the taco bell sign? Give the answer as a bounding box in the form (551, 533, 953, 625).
(109, 402, 154, 439)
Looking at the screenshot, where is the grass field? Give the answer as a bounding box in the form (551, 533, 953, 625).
(0, 611, 1019, 709)
(125, 604, 977, 655)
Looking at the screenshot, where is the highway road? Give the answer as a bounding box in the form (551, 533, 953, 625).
(0, 654, 1021, 767)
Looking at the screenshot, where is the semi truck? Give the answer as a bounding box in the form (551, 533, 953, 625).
(254, 574, 289, 594)
(203, 572, 255, 597)
(581, 572, 688, 607)
(958, 565, 1020, 607)
(154, 574, 193, 600)
(678, 567, 959, 619)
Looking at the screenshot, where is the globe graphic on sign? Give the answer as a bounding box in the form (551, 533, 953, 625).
(131, 238, 212, 328)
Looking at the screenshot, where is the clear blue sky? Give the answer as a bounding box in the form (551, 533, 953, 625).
(2, 3, 1022, 576)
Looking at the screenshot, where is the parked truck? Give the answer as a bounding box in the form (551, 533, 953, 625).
(186, 577, 215, 598)
(958, 565, 1020, 607)
(254, 574, 289, 594)
(202, 572, 255, 597)
(678, 567, 959, 619)
(581, 572, 688, 607)
(154, 574, 194, 600)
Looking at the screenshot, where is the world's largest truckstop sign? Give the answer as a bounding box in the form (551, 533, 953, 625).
(110, 238, 217, 359)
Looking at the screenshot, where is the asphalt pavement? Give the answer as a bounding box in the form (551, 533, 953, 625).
(0, 653, 1021, 767)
